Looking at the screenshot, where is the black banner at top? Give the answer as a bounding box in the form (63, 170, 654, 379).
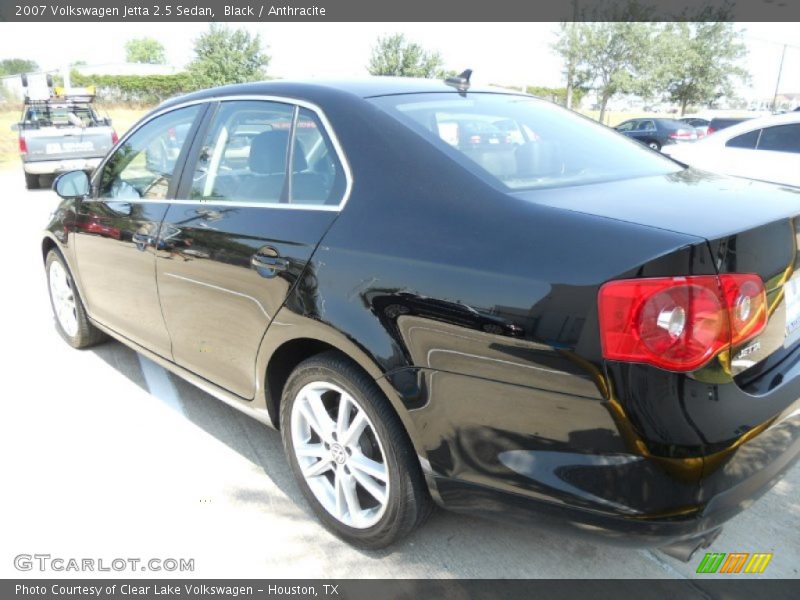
(1, 0, 800, 22)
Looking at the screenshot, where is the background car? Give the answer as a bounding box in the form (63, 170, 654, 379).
(678, 116, 710, 138)
(663, 111, 800, 187)
(706, 116, 751, 135)
(614, 118, 697, 150)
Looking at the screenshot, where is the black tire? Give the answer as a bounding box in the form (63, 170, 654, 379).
(647, 140, 662, 151)
(280, 351, 433, 549)
(24, 172, 39, 190)
(45, 250, 107, 349)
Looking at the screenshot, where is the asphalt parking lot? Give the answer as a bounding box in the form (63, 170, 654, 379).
(0, 167, 797, 580)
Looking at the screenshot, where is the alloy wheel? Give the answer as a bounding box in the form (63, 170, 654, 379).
(290, 381, 390, 529)
(49, 260, 79, 337)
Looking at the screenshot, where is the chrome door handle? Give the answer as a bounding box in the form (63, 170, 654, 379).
(251, 254, 289, 272)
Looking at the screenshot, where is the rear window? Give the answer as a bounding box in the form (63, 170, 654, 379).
(24, 103, 100, 127)
(370, 93, 679, 190)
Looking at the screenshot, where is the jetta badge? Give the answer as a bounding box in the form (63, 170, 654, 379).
(736, 341, 761, 360)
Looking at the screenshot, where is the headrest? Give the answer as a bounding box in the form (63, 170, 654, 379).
(248, 129, 307, 174)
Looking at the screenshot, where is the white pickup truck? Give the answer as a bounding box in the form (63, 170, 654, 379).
(16, 76, 117, 189)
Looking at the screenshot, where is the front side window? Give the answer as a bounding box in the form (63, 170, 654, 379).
(189, 101, 345, 206)
(99, 105, 200, 200)
(757, 124, 800, 154)
(370, 93, 680, 190)
(615, 120, 636, 132)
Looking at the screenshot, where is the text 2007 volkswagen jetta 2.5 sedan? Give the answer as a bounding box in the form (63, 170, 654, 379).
(43, 76, 800, 557)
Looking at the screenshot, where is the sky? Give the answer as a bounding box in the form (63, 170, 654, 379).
(0, 22, 798, 101)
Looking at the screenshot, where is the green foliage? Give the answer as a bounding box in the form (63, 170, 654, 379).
(552, 23, 591, 109)
(576, 22, 658, 122)
(525, 85, 586, 107)
(0, 58, 38, 76)
(125, 37, 167, 65)
(655, 22, 748, 114)
(188, 24, 270, 88)
(553, 16, 749, 122)
(69, 71, 196, 104)
(367, 34, 447, 78)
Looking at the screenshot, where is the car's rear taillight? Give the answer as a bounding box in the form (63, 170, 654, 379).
(669, 129, 695, 140)
(598, 274, 767, 371)
(111, 130, 119, 145)
(706, 127, 716, 135)
(18, 137, 27, 154)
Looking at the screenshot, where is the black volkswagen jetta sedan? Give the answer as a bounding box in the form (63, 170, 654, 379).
(43, 78, 800, 556)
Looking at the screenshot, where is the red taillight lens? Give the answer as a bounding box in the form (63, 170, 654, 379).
(18, 137, 27, 154)
(111, 130, 119, 145)
(599, 274, 767, 372)
(706, 127, 716, 135)
(719, 273, 768, 346)
(669, 129, 694, 140)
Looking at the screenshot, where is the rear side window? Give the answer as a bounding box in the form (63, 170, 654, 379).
(370, 93, 679, 190)
(291, 108, 346, 205)
(188, 101, 345, 205)
(757, 124, 800, 154)
(726, 129, 760, 149)
(190, 100, 294, 204)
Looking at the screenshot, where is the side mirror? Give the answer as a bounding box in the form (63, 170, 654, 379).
(103, 117, 113, 126)
(53, 170, 90, 199)
(10, 123, 19, 132)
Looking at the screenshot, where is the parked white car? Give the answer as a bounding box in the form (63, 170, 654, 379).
(662, 112, 800, 188)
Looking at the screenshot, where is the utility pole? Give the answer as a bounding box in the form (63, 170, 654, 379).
(771, 44, 787, 112)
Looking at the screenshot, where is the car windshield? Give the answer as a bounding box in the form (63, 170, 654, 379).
(370, 93, 681, 190)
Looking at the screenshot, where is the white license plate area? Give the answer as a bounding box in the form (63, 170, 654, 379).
(784, 278, 800, 348)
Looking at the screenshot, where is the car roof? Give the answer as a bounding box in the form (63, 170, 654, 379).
(158, 77, 520, 111)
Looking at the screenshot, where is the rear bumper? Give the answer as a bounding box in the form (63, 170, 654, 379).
(23, 156, 102, 175)
(433, 397, 800, 546)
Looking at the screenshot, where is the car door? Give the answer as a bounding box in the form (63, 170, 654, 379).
(615, 120, 637, 138)
(155, 99, 349, 398)
(73, 104, 205, 357)
(629, 119, 656, 145)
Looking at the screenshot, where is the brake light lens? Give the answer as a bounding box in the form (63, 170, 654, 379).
(18, 137, 27, 154)
(598, 274, 767, 371)
(111, 130, 119, 145)
(706, 127, 716, 135)
(668, 129, 695, 140)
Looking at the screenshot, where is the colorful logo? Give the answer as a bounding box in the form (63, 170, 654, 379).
(696, 552, 773, 574)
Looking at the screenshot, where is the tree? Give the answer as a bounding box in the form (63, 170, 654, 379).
(188, 25, 270, 88)
(367, 34, 447, 78)
(525, 85, 586, 107)
(553, 22, 590, 109)
(0, 58, 38, 76)
(572, 22, 657, 123)
(656, 22, 748, 115)
(125, 37, 167, 65)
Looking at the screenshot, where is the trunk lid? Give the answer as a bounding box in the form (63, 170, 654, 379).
(515, 168, 800, 381)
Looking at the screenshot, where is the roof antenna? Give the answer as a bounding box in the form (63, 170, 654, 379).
(445, 69, 472, 93)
